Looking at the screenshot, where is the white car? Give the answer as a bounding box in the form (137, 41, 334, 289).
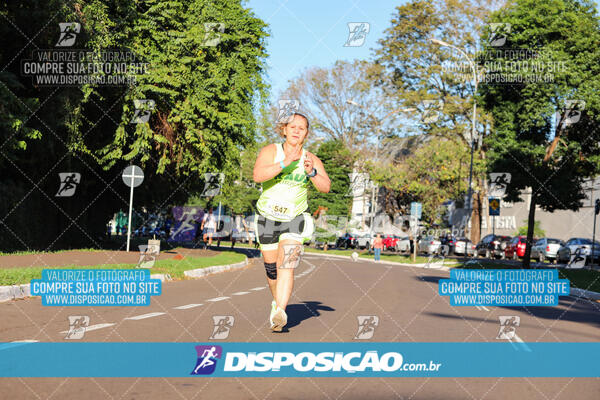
(530, 238, 563, 263)
(419, 236, 441, 255)
(453, 238, 476, 256)
(354, 233, 372, 250)
(394, 236, 412, 253)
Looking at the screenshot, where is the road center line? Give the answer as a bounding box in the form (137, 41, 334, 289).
(173, 303, 203, 309)
(206, 296, 230, 302)
(124, 312, 166, 320)
(232, 292, 250, 296)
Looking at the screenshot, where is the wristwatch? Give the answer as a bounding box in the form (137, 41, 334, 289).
(307, 168, 317, 178)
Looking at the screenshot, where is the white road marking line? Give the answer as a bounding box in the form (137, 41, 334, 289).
(59, 323, 115, 334)
(232, 292, 250, 296)
(206, 296, 230, 302)
(124, 312, 166, 320)
(250, 287, 266, 291)
(173, 303, 203, 310)
(475, 305, 490, 311)
(11, 340, 38, 343)
(510, 334, 532, 352)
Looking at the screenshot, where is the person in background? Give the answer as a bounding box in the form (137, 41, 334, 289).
(372, 234, 383, 262)
(201, 208, 217, 249)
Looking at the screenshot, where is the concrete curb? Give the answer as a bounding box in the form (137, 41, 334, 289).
(569, 287, 600, 301)
(184, 258, 248, 278)
(0, 256, 249, 303)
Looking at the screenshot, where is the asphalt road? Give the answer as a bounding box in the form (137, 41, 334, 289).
(1, 251, 599, 399)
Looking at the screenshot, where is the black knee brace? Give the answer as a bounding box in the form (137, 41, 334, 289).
(264, 262, 277, 280)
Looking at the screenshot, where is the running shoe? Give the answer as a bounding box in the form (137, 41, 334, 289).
(271, 306, 287, 332)
(269, 300, 276, 326)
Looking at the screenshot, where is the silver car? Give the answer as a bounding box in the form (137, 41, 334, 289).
(354, 233, 372, 250)
(557, 238, 600, 263)
(530, 238, 563, 263)
(418, 236, 441, 255)
(454, 238, 475, 256)
(395, 236, 412, 253)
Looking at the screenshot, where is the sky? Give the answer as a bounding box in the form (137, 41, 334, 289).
(245, 0, 401, 100)
(246, 0, 600, 102)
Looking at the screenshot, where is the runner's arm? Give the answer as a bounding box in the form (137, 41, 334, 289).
(307, 152, 331, 193)
(253, 144, 284, 183)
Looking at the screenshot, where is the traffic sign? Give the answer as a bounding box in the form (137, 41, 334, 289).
(410, 202, 422, 219)
(122, 165, 144, 187)
(489, 197, 500, 216)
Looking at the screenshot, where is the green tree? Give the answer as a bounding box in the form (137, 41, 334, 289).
(307, 140, 354, 217)
(0, 0, 268, 251)
(516, 220, 545, 237)
(372, 0, 500, 241)
(372, 137, 481, 225)
(480, 0, 600, 267)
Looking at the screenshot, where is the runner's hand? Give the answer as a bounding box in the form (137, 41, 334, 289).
(283, 145, 302, 166)
(303, 154, 314, 174)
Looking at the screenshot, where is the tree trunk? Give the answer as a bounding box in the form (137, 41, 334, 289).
(470, 181, 484, 244)
(523, 188, 537, 269)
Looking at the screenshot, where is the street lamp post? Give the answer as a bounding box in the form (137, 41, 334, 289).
(430, 38, 479, 239)
(346, 100, 416, 231)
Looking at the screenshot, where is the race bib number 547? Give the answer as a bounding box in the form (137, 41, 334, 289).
(267, 199, 294, 219)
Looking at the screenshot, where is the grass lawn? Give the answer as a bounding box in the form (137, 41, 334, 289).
(0, 252, 246, 286)
(0, 248, 105, 256)
(453, 259, 600, 293)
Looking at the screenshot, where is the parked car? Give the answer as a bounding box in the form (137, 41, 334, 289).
(395, 236, 412, 254)
(335, 233, 356, 249)
(530, 238, 564, 263)
(453, 238, 476, 256)
(314, 238, 336, 249)
(382, 235, 398, 251)
(504, 236, 535, 260)
(557, 238, 600, 263)
(476, 234, 512, 259)
(354, 233, 372, 250)
(418, 236, 441, 255)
